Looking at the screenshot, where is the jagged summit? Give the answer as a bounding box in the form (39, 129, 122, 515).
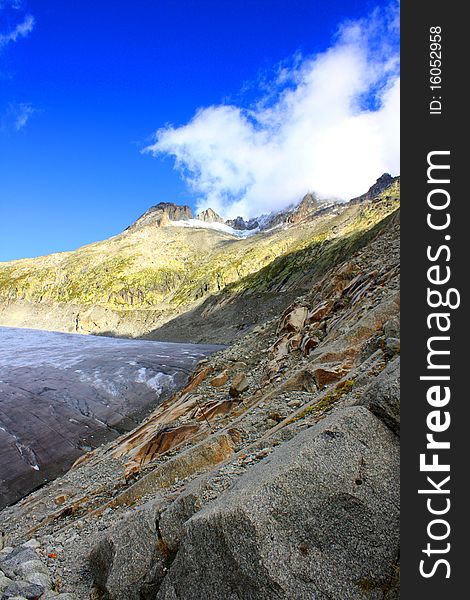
(128, 202, 193, 230)
(125, 174, 398, 236)
(289, 192, 319, 223)
(225, 216, 260, 231)
(350, 173, 399, 204)
(196, 208, 224, 224)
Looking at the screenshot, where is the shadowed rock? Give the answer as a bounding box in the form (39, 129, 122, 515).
(357, 356, 400, 434)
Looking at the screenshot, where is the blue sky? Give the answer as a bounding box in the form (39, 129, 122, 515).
(0, 0, 398, 261)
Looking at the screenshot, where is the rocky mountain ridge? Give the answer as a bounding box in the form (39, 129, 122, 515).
(0, 176, 399, 344)
(127, 173, 397, 234)
(0, 181, 400, 598)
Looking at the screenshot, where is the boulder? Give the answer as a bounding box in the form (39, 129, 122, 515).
(88, 499, 166, 600)
(15, 560, 51, 590)
(300, 334, 319, 356)
(131, 424, 201, 468)
(209, 370, 229, 388)
(194, 400, 236, 422)
(1, 580, 45, 599)
(383, 317, 400, 340)
(307, 300, 334, 323)
(0, 548, 39, 580)
(313, 366, 347, 388)
(281, 370, 317, 393)
(0, 573, 13, 595)
(277, 305, 308, 334)
(156, 407, 400, 600)
(16, 559, 50, 578)
(357, 357, 400, 434)
(385, 337, 400, 357)
(158, 478, 208, 553)
(229, 373, 249, 398)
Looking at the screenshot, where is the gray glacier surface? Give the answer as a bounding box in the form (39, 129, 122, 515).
(0, 327, 221, 508)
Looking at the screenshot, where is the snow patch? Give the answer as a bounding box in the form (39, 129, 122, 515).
(168, 219, 259, 238)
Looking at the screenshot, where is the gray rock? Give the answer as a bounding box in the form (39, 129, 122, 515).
(385, 337, 400, 357)
(0, 573, 13, 594)
(156, 406, 400, 600)
(16, 560, 49, 579)
(0, 549, 39, 580)
(358, 357, 400, 434)
(88, 498, 166, 600)
(159, 478, 208, 553)
(1, 579, 45, 599)
(383, 317, 400, 340)
(20, 541, 40, 551)
(22, 572, 51, 591)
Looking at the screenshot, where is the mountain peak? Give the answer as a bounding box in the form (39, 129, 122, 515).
(128, 202, 193, 230)
(350, 173, 398, 204)
(196, 208, 224, 224)
(225, 216, 260, 231)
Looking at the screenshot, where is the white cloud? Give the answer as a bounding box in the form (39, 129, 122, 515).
(0, 12, 34, 49)
(145, 2, 400, 219)
(13, 101, 35, 129)
(1, 101, 36, 132)
(0, 1, 24, 10)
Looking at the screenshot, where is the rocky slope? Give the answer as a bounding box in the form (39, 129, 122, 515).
(0, 176, 399, 344)
(0, 179, 400, 599)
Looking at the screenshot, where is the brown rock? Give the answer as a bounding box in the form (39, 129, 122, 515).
(313, 367, 347, 388)
(277, 304, 308, 334)
(181, 366, 213, 395)
(54, 494, 68, 505)
(229, 373, 249, 397)
(307, 300, 334, 323)
(210, 370, 229, 387)
(229, 361, 247, 372)
(132, 424, 201, 468)
(194, 400, 237, 422)
(269, 336, 290, 360)
(261, 360, 283, 383)
(287, 333, 302, 352)
(300, 335, 319, 356)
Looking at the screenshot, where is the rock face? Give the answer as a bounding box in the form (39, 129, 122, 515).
(89, 499, 166, 600)
(196, 208, 224, 223)
(130, 202, 193, 230)
(288, 192, 319, 224)
(157, 407, 399, 600)
(225, 216, 259, 231)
